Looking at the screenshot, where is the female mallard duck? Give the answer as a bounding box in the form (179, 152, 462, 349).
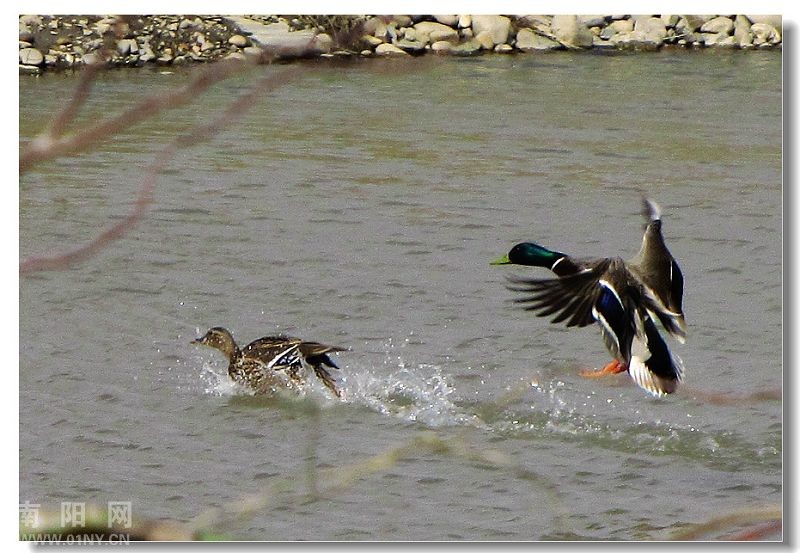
(192, 327, 347, 397)
(491, 198, 686, 397)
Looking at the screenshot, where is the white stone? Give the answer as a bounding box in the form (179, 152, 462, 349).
(641, 17, 667, 42)
(700, 16, 734, 35)
(116, 38, 138, 56)
(19, 47, 43, 66)
(734, 15, 753, 47)
(228, 34, 249, 48)
(551, 15, 593, 48)
(471, 15, 511, 45)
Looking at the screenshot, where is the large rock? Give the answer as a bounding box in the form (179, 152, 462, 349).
(228, 34, 249, 48)
(579, 15, 607, 28)
(413, 21, 458, 44)
(734, 15, 753, 48)
(516, 15, 552, 29)
(683, 15, 716, 31)
(222, 17, 331, 56)
(551, 15, 594, 48)
(374, 43, 408, 56)
(660, 14, 680, 27)
(116, 38, 139, 56)
(635, 17, 667, 43)
(700, 16, 734, 34)
(515, 28, 561, 51)
(363, 16, 388, 39)
(750, 22, 781, 45)
(745, 15, 781, 28)
(386, 15, 412, 28)
(470, 15, 511, 45)
(674, 17, 700, 41)
(19, 47, 44, 66)
(474, 31, 495, 49)
(600, 18, 633, 39)
(610, 30, 662, 50)
(19, 15, 42, 27)
(433, 15, 459, 26)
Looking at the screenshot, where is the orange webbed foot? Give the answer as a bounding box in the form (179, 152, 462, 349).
(579, 359, 627, 378)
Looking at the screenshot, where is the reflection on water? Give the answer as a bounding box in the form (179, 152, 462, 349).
(20, 51, 781, 540)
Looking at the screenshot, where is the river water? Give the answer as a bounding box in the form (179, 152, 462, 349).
(20, 50, 781, 540)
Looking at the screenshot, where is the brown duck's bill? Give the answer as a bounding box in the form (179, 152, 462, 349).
(490, 254, 511, 265)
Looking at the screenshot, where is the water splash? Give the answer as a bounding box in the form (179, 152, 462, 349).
(191, 350, 778, 472)
(340, 363, 486, 428)
(200, 362, 248, 397)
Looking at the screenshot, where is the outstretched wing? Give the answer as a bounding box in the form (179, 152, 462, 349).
(506, 259, 613, 328)
(507, 258, 639, 362)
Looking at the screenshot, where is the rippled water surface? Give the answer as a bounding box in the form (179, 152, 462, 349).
(19, 51, 781, 540)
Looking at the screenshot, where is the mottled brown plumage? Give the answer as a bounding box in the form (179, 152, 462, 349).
(192, 327, 346, 397)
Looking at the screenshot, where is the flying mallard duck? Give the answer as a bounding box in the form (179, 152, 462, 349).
(192, 327, 347, 397)
(491, 198, 686, 397)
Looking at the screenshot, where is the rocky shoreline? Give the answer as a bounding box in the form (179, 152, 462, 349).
(19, 14, 782, 74)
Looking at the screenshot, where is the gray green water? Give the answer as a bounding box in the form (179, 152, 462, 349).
(20, 50, 781, 540)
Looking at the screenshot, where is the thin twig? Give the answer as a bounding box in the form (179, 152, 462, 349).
(47, 61, 102, 139)
(185, 432, 567, 539)
(721, 520, 782, 541)
(20, 65, 299, 274)
(19, 57, 250, 174)
(671, 506, 782, 540)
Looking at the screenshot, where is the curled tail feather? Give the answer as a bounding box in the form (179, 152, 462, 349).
(643, 197, 662, 222)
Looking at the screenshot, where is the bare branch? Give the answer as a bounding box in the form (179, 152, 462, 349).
(671, 506, 782, 540)
(47, 61, 102, 139)
(19, 57, 250, 174)
(20, 64, 300, 275)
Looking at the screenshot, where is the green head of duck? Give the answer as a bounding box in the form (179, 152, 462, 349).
(491, 242, 566, 268)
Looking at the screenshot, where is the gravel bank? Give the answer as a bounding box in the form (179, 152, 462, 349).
(19, 14, 782, 74)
